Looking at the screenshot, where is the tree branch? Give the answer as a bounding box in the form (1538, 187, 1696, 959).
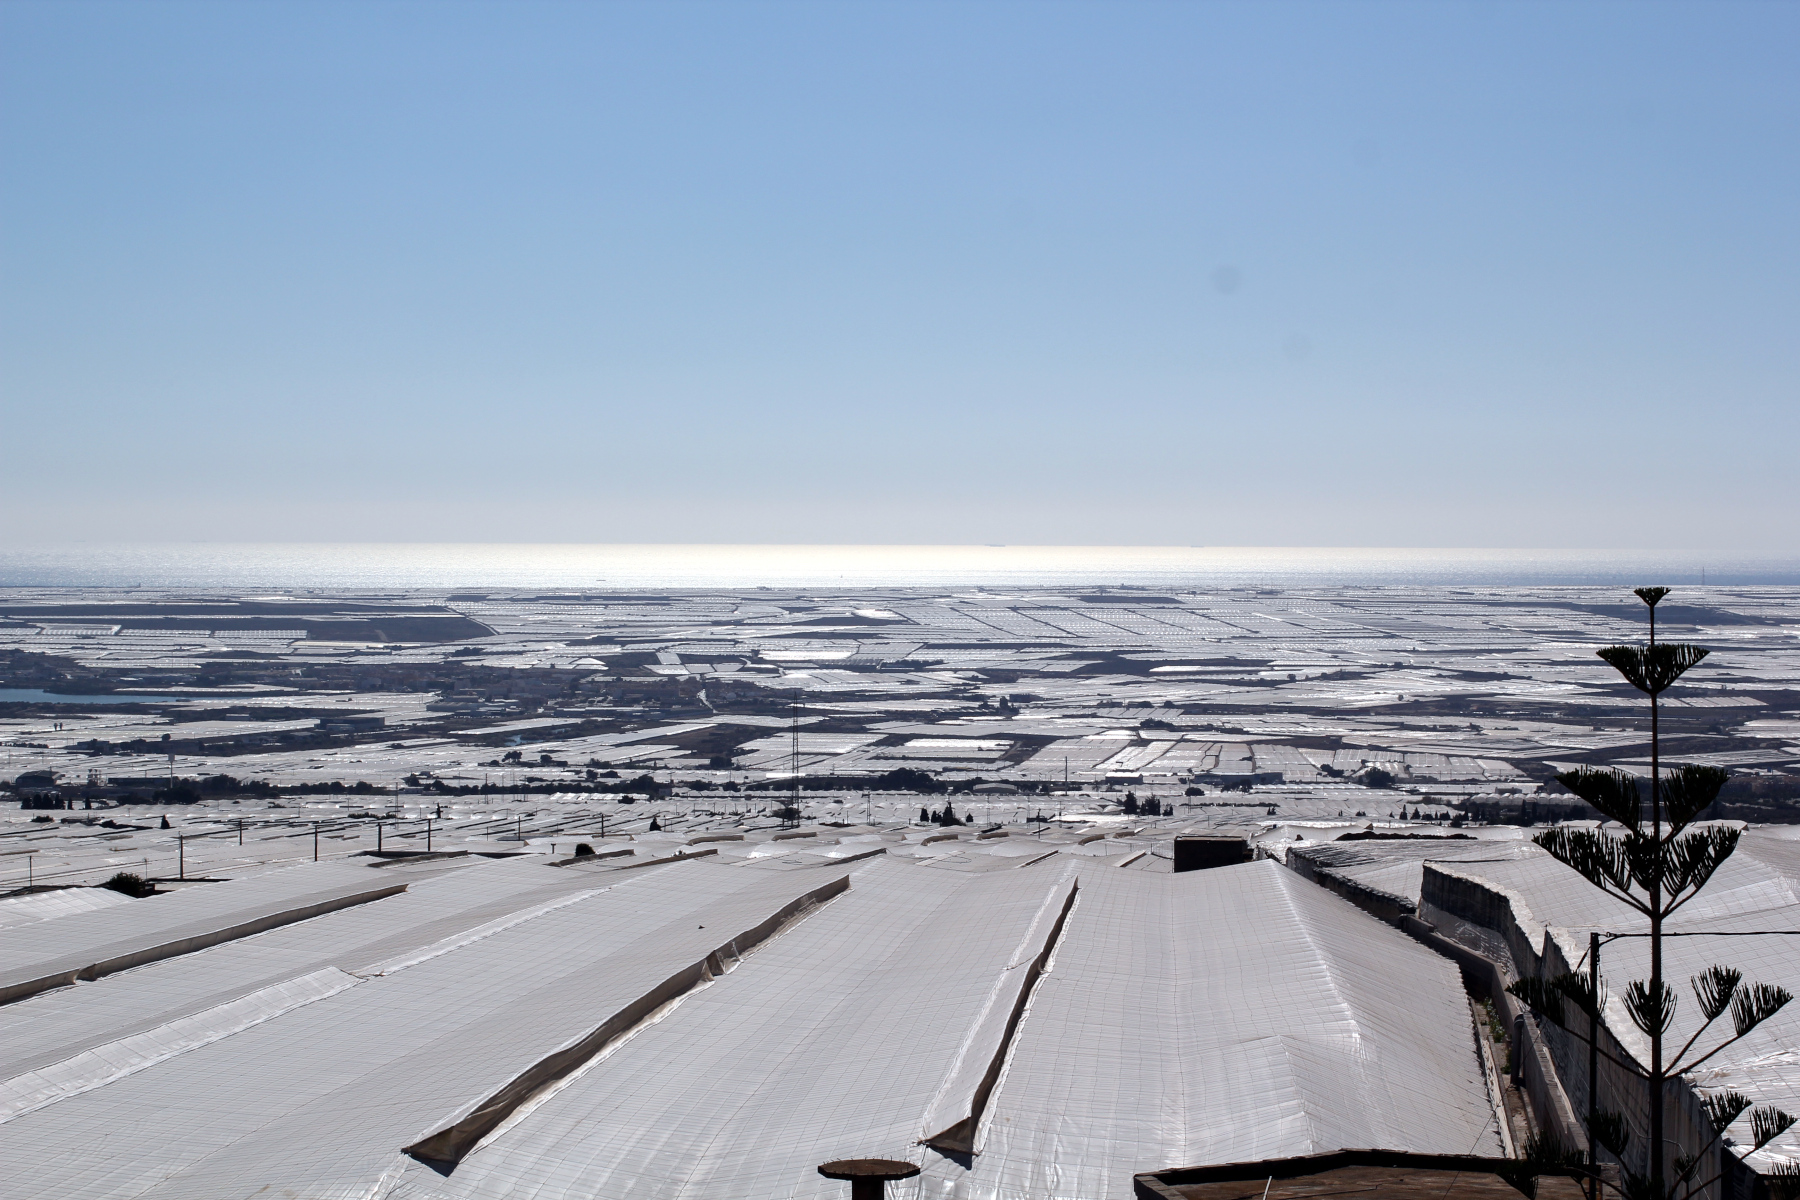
(1673, 1024, 1763, 1077)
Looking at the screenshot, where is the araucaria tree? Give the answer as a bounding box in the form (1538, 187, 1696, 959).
(1509, 587, 1794, 1200)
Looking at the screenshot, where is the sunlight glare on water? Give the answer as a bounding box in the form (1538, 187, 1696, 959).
(2, 544, 1796, 589)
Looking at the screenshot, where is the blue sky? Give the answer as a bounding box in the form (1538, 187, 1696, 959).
(3, 1, 1795, 548)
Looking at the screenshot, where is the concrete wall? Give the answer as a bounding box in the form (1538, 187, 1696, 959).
(1397, 912, 1586, 1157)
(1422, 863, 1730, 1200)
(1285, 848, 1417, 924)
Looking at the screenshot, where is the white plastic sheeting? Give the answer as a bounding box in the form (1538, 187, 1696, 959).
(0, 886, 133, 931)
(0, 860, 373, 973)
(0, 967, 358, 1123)
(918, 875, 1078, 1152)
(386, 856, 1084, 1200)
(0, 859, 406, 1004)
(0, 856, 598, 1081)
(1293, 835, 1543, 910)
(1428, 830, 1800, 952)
(382, 858, 1497, 1200)
(968, 860, 1504, 1200)
(0, 855, 1501, 1200)
(356, 885, 606, 976)
(0, 858, 860, 1200)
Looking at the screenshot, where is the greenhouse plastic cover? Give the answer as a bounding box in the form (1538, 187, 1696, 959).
(0, 855, 601, 1083)
(0, 886, 133, 932)
(0, 859, 407, 1004)
(0, 857, 853, 1199)
(388, 859, 1497, 1200)
(0, 854, 1502, 1200)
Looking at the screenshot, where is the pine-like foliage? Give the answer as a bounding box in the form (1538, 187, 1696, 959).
(1502, 587, 1795, 1200)
(1597, 643, 1710, 696)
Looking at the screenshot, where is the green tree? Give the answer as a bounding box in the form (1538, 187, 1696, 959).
(100, 872, 155, 898)
(1508, 588, 1794, 1200)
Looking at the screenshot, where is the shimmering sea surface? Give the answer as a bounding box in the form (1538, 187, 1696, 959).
(2, 544, 1796, 590)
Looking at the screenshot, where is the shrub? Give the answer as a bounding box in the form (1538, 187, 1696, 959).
(100, 872, 155, 898)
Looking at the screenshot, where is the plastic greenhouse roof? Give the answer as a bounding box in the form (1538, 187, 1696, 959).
(0, 858, 861, 1199)
(0, 855, 1501, 1200)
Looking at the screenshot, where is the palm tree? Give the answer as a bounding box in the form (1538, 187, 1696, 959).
(1508, 587, 1794, 1200)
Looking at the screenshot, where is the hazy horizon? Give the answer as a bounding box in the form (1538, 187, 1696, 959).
(4, 542, 1797, 590)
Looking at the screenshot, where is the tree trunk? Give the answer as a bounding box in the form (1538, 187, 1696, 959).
(1649, 604, 1665, 1195)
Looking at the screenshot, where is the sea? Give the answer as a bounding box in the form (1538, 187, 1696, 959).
(2, 544, 1797, 591)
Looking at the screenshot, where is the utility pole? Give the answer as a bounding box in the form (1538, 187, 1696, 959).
(1588, 931, 1600, 1200)
(426, 817, 433, 852)
(312, 823, 319, 862)
(237, 819, 244, 846)
(377, 820, 383, 852)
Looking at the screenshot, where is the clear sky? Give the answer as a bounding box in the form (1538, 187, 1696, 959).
(3, 1, 1795, 550)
